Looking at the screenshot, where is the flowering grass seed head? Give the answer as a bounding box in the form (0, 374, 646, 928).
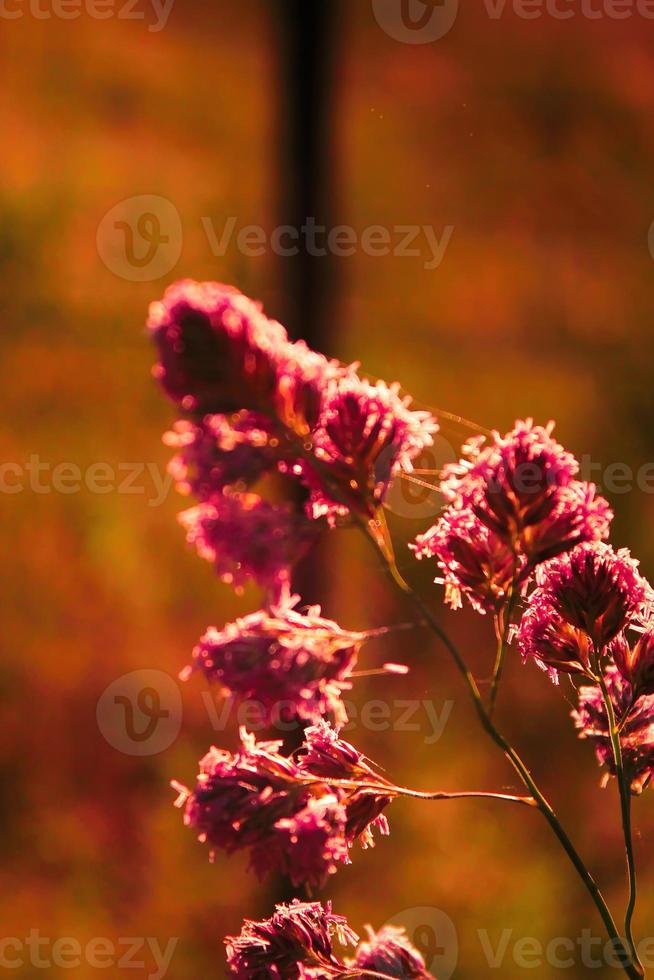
(224, 899, 358, 979)
(224, 902, 437, 979)
(178, 491, 318, 597)
(411, 507, 517, 614)
(352, 924, 436, 979)
(572, 666, 654, 794)
(437, 420, 611, 568)
(529, 542, 652, 651)
(613, 627, 654, 700)
(164, 412, 277, 500)
(517, 593, 592, 681)
(173, 724, 394, 888)
(184, 595, 367, 726)
(148, 280, 289, 416)
(306, 375, 438, 522)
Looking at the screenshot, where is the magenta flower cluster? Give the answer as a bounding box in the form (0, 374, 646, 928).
(412, 420, 612, 613)
(149, 279, 437, 598)
(517, 543, 652, 680)
(172, 723, 393, 890)
(149, 278, 654, 976)
(413, 413, 654, 795)
(573, 666, 654, 794)
(181, 592, 367, 727)
(516, 541, 654, 791)
(148, 281, 436, 974)
(225, 900, 435, 979)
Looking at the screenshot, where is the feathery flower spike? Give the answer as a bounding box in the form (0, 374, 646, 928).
(183, 594, 390, 727)
(572, 667, 654, 794)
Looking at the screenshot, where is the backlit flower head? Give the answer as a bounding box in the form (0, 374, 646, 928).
(612, 628, 654, 701)
(149, 280, 350, 445)
(411, 506, 516, 614)
(164, 412, 276, 500)
(352, 925, 436, 979)
(517, 593, 592, 682)
(298, 719, 385, 782)
(178, 491, 318, 597)
(304, 375, 438, 523)
(572, 666, 654, 794)
(172, 725, 394, 888)
(439, 420, 612, 568)
(529, 542, 652, 651)
(274, 340, 344, 439)
(148, 280, 289, 416)
(271, 796, 350, 889)
(183, 595, 370, 726)
(224, 900, 358, 979)
(224, 902, 437, 980)
(299, 721, 392, 848)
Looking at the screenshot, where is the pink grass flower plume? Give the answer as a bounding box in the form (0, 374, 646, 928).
(518, 542, 653, 682)
(412, 420, 612, 614)
(149, 280, 654, 977)
(182, 593, 381, 727)
(612, 626, 654, 701)
(224, 900, 358, 979)
(178, 491, 317, 598)
(171, 722, 393, 890)
(148, 280, 290, 416)
(297, 373, 438, 524)
(149, 280, 438, 593)
(164, 412, 276, 499)
(225, 900, 436, 979)
(573, 666, 654, 794)
(353, 924, 436, 979)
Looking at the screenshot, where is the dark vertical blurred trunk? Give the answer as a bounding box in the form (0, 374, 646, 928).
(274, 0, 340, 612)
(274, 0, 339, 351)
(267, 0, 339, 908)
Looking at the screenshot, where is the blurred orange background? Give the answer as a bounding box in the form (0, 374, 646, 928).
(2, 1, 654, 976)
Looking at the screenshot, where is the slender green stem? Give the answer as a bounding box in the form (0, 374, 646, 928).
(360, 521, 642, 980)
(305, 776, 536, 808)
(488, 576, 518, 717)
(595, 665, 644, 977)
(342, 970, 409, 980)
(390, 786, 536, 807)
(430, 406, 493, 437)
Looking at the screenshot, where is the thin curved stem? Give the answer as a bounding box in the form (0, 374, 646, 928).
(342, 971, 409, 980)
(303, 776, 536, 809)
(489, 576, 518, 717)
(391, 786, 537, 807)
(430, 405, 493, 437)
(360, 519, 642, 980)
(595, 667, 644, 977)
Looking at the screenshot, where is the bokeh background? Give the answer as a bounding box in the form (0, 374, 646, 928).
(2, 1, 654, 976)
